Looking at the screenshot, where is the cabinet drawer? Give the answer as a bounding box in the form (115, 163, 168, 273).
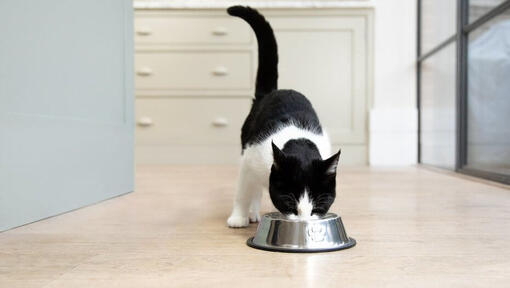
(135, 51, 253, 90)
(136, 98, 251, 145)
(135, 15, 252, 45)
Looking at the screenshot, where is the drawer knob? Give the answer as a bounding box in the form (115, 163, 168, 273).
(138, 117, 153, 127)
(136, 27, 152, 36)
(212, 66, 228, 76)
(212, 27, 228, 36)
(212, 117, 228, 127)
(137, 67, 153, 76)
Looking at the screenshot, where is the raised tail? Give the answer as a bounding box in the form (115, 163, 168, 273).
(227, 6, 278, 99)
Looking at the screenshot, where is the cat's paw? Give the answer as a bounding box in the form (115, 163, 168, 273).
(249, 211, 261, 223)
(227, 215, 249, 228)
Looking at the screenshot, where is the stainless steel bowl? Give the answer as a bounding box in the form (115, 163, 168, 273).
(247, 212, 356, 253)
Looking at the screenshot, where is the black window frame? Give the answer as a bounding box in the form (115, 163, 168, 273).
(417, 0, 510, 184)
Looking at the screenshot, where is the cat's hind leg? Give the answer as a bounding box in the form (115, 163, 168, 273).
(227, 162, 260, 228)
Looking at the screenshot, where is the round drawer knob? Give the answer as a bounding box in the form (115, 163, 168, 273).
(212, 27, 228, 36)
(136, 27, 152, 36)
(212, 66, 228, 76)
(138, 117, 153, 127)
(137, 67, 153, 76)
(212, 117, 228, 127)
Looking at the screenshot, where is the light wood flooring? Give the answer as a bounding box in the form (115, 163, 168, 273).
(1, 165, 509, 287)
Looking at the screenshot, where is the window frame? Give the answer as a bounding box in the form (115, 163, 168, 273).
(417, 0, 510, 184)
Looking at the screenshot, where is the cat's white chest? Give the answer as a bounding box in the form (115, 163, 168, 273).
(241, 124, 332, 184)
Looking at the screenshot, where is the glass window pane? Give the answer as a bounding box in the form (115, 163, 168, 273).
(421, 43, 457, 169)
(421, 0, 457, 54)
(466, 13, 510, 175)
(469, 0, 508, 24)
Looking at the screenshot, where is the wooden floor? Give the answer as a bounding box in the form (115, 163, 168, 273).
(1, 166, 510, 287)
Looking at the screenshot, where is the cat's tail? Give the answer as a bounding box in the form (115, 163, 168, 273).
(227, 6, 278, 99)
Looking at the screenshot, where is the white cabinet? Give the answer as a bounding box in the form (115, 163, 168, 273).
(136, 51, 253, 90)
(267, 10, 372, 164)
(135, 14, 252, 44)
(134, 8, 372, 164)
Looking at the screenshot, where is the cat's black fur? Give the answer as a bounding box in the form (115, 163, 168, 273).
(270, 140, 340, 215)
(227, 6, 323, 149)
(228, 6, 340, 216)
(240, 89, 323, 149)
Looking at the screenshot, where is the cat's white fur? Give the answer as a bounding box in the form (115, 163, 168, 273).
(227, 124, 331, 227)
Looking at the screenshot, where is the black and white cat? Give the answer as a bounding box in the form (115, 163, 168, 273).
(227, 6, 341, 228)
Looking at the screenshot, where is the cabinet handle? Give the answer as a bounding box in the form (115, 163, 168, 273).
(138, 117, 153, 127)
(137, 67, 153, 76)
(136, 27, 152, 36)
(212, 66, 228, 76)
(212, 117, 228, 127)
(212, 27, 228, 36)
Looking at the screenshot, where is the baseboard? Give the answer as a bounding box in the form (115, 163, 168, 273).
(331, 144, 367, 166)
(369, 107, 418, 166)
(137, 144, 367, 165)
(136, 145, 243, 164)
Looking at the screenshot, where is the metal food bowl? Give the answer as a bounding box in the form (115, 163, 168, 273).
(247, 212, 356, 253)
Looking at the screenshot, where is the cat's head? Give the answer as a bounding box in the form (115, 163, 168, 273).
(269, 141, 340, 219)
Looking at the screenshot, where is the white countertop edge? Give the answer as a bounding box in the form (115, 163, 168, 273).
(134, 1, 374, 9)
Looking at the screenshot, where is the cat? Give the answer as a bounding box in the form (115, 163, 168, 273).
(226, 6, 341, 228)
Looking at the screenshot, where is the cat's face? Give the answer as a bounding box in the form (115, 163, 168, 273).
(269, 142, 340, 219)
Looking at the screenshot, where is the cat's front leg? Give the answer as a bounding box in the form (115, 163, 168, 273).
(249, 188, 262, 223)
(227, 164, 260, 228)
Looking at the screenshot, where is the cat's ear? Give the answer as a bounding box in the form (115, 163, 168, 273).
(322, 149, 341, 175)
(271, 141, 285, 168)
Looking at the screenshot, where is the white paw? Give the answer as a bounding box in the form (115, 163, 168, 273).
(227, 215, 249, 228)
(249, 211, 260, 223)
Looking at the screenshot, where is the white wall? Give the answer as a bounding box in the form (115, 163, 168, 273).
(370, 0, 418, 166)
